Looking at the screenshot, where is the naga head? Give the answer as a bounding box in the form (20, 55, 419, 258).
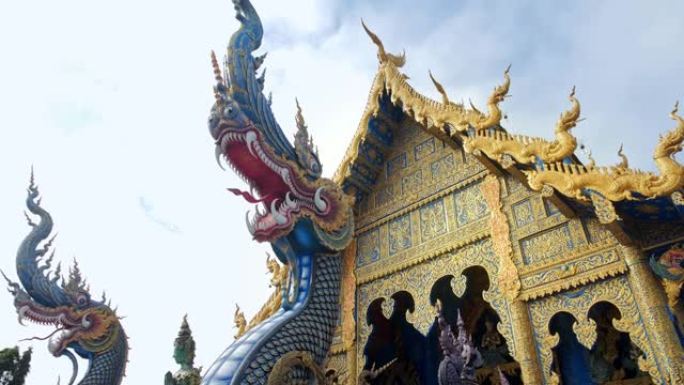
(3, 175, 126, 382)
(208, 0, 353, 247)
(5, 266, 121, 359)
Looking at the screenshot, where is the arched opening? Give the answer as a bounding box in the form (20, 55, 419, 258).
(426, 267, 522, 385)
(549, 312, 593, 385)
(587, 301, 652, 384)
(362, 292, 425, 385)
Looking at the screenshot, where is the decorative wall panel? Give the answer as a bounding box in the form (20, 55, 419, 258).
(453, 181, 490, 227)
(388, 214, 412, 256)
(520, 223, 574, 265)
(356, 228, 380, 267)
(420, 198, 448, 242)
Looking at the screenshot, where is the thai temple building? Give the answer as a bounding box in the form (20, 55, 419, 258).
(3, 1, 684, 385)
(321, 28, 684, 384)
(208, 0, 684, 382)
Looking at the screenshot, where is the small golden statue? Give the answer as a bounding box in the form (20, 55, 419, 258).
(234, 304, 247, 339)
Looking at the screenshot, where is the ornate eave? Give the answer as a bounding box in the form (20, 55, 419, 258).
(333, 23, 684, 244)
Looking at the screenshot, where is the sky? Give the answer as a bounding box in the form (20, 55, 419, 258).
(1, 0, 683, 383)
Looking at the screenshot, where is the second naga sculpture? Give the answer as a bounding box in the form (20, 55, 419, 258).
(2, 174, 128, 385)
(203, 0, 354, 384)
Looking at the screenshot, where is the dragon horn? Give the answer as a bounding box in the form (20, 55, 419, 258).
(210, 50, 223, 84)
(428, 70, 450, 105)
(360, 19, 387, 62)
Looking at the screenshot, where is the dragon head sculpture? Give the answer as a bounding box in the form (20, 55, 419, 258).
(3, 174, 127, 385)
(208, 0, 353, 246)
(201, 2, 354, 383)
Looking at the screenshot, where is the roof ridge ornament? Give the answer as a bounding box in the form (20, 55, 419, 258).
(429, 70, 452, 106)
(361, 20, 406, 67)
(464, 85, 579, 164)
(525, 100, 684, 201)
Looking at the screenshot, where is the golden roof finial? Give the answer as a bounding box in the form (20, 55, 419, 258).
(469, 99, 482, 115)
(234, 303, 246, 339)
(554, 86, 581, 134)
(490, 64, 511, 104)
(361, 19, 406, 67)
(428, 70, 450, 105)
(654, 101, 684, 159)
(471, 65, 510, 130)
(616, 144, 629, 170)
(586, 149, 596, 169)
(671, 100, 682, 125)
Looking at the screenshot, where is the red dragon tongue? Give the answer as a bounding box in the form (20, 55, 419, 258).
(227, 188, 271, 203)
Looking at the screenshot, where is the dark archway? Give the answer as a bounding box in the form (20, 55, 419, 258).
(587, 301, 651, 384)
(426, 267, 521, 385)
(362, 292, 425, 385)
(549, 312, 594, 385)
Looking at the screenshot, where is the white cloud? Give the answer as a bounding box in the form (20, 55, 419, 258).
(1, 0, 683, 384)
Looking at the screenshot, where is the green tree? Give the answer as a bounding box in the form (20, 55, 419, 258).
(0, 346, 32, 385)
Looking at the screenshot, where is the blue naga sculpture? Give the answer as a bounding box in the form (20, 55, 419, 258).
(204, 0, 354, 383)
(2, 174, 128, 385)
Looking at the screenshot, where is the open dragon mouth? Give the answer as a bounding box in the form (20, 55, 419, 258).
(16, 301, 89, 356)
(215, 124, 334, 242)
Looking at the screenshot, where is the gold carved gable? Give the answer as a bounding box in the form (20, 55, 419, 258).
(353, 118, 492, 278)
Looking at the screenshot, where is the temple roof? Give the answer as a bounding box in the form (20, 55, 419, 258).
(334, 23, 684, 243)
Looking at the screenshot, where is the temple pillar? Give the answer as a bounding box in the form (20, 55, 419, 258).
(509, 299, 544, 384)
(622, 245, 684, 384)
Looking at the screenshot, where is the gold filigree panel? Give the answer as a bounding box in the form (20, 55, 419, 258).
(402, 169, 423, 195)
(419, 198, 448, 242)
(506, 176, 525, 195)
(357, 120, 485, 229)
(519, 246, 627, 300)
(414, 137, 436, 161)
(520, 223, 575, 265)
(582, 217, 616, 245)
(386, 152, 407, 178)
(453, 180, 490, 227)
(512, 198, 535, 228)
(355, 215, 488, 283)
(528, 276, 662, 384)
(543, 198, 560, 216)
(356, 228, 380, 267)
(431, 153, 456, 179)
(388, 214, 412, 256)
(355, 174, 494, 278)
(374, 184, 395, 207)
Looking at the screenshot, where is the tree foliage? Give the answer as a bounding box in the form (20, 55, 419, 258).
(0, 346, 32, 385)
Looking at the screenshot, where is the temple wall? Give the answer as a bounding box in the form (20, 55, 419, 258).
(330, 116, 683, 384)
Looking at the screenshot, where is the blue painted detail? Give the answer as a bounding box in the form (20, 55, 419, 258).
(552, 313, 596, 385)
(561, 288, 586, 298)
(617, 197, 681, 221)
(368, 118, 393, 145)
(202, 251, 315, 384)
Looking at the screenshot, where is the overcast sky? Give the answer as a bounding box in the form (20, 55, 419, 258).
(1, 0, 684, 384)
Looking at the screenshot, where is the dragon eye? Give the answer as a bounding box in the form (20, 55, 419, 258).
(76, 294, 89, 306)
(223, 105, 237, 119)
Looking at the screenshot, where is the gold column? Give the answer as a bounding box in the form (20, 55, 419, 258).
(510, 300, 544, 384)
(340, 242, 357, 382)
(480, 175, 543, 384)
(622, 245, 684, 384)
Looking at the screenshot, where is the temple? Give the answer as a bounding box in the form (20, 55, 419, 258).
(316, 22, 684, 385)
(6, 0, 684, 384)
(207, 1, 684, 383)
